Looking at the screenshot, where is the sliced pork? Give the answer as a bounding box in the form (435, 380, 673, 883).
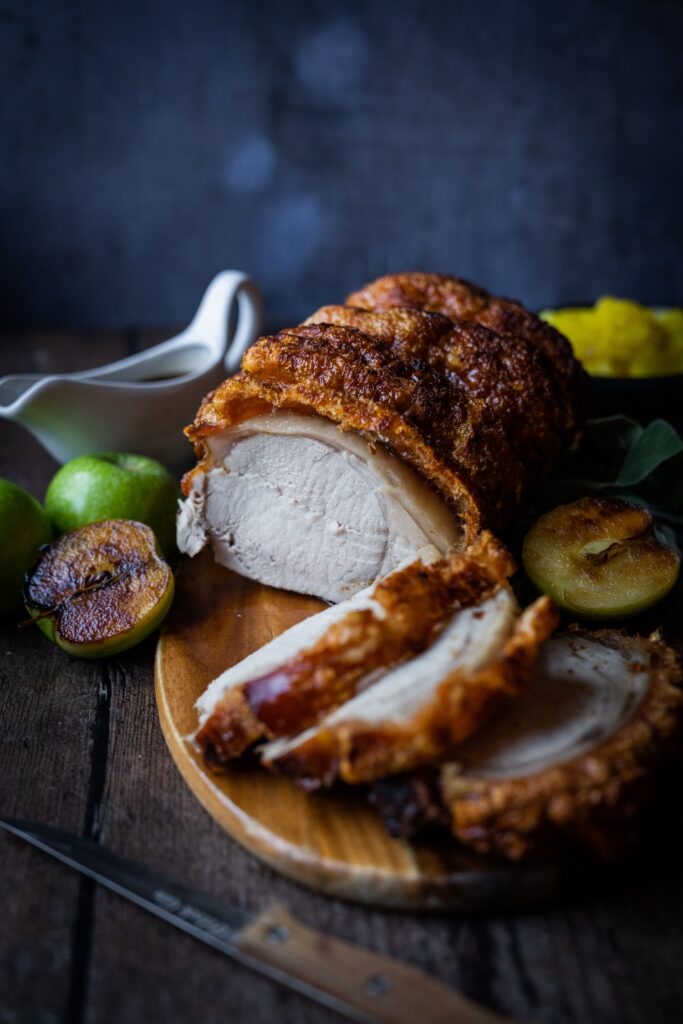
(373, 630, 683, 859)
(194, 575, 382, 767)
(261, 592, 557, 786)
(194, 534, 515, 767)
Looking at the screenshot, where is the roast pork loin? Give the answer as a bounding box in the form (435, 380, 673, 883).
(302, 304, 569, 482)
(178, 273, 584, 602)
(345, 270, 585, 434)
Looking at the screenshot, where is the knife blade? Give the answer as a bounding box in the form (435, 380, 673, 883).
(1, 817, 522, 1024)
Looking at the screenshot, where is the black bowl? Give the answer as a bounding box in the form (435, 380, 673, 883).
(588, 373, 683, 429)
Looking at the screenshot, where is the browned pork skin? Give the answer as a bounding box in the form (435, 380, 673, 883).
(345, 270, 586, 435)
(303, 304, 568, 480)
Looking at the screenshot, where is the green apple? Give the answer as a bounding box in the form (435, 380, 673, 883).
(24, 519, 174, 658)
(0, 478, 53, 617)
(45, 452, 179, 556)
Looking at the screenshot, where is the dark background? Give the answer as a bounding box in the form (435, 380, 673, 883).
(2, 0, 682, 335)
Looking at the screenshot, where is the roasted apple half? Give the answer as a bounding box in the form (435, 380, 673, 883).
(522, 497, 680, 619)
(24, 519, 174, 658)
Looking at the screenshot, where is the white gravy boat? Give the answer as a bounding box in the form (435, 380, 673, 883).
(0, 270, 263, 470)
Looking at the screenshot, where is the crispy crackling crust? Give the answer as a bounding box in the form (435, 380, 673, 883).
(346, 271, 587, 435)
(304, 305, 568, 480)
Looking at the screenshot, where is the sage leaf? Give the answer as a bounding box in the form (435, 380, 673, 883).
(615, 419, 683, 487)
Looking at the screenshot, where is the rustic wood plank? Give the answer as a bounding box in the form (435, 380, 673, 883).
(0, 330, 128, 1024)
(0, 625, 99, 1024)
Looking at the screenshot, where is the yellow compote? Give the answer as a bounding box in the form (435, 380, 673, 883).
(541, 297, 683, 378)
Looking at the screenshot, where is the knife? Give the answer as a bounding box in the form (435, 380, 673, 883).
(0, 817, 521, 1024)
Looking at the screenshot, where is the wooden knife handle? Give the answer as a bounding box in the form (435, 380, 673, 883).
(235, 903, 524, 1024)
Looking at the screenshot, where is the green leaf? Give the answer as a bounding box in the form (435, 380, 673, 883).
(615, 419, 683, 487)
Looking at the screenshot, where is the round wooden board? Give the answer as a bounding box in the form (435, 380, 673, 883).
(155, 551, 591, 911)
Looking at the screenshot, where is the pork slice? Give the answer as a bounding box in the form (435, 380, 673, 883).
(437, 629, 683, 859)
(194, 534, 514, 768)
(177, 412, 461, 603)
(370, 630, 682, 852)
(260, 590, 557, 786)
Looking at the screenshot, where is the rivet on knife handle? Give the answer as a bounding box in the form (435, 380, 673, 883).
(235, 903, 525, 1024)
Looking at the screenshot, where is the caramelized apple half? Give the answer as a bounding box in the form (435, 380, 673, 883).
(522, 497, 680, 619)
(24, 519, 174, 658)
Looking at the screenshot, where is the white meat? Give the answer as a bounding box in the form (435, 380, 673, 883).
(177, 413, 460, 602)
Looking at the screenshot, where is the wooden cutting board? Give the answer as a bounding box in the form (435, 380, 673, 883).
(155, 550, 589, 910)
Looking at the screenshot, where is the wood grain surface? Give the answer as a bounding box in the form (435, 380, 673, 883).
(155, 551, 597, 912)
(2, 331, 683, 1024)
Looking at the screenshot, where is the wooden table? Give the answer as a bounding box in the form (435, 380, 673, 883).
(2, 330, 683, 1024)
